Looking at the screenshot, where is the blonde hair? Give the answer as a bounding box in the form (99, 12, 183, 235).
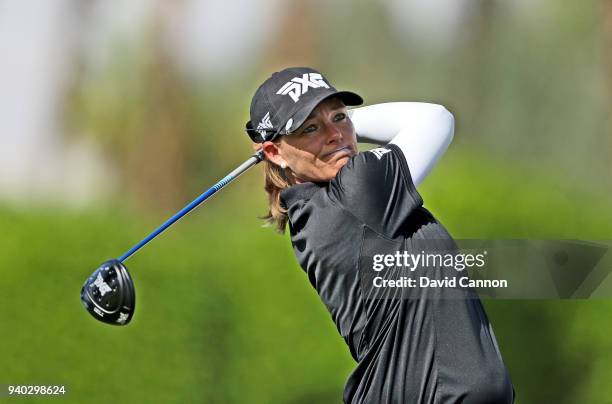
(261, 158, 297, 233)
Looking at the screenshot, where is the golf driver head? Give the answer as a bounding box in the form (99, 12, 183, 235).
(80, 259, 135, 326)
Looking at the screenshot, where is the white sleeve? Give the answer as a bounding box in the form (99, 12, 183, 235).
(349, 102, 454, 187)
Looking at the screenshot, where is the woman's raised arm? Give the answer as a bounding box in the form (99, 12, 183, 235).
(349, 102, 455, 186)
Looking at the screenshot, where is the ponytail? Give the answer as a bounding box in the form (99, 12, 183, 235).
(261, 160, 297, 233)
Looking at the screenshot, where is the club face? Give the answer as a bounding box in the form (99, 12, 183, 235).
(81, 259, 135, 326)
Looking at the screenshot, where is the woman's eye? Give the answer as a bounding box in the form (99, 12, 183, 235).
(303, 125, 317, 134)
(334, 113, 346, 122)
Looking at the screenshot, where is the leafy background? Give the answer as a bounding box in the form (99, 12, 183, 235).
(1, 0, 611, 403)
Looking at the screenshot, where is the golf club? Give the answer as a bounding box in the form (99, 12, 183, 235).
(80, 150, 265, 326)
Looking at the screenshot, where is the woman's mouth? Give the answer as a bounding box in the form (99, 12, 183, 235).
(323, 145, 353, 159)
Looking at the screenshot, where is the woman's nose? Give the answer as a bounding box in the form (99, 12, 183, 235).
(325, 123, 343, 144)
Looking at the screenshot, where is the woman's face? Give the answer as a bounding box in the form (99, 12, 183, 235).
(263, 97, 358, 183)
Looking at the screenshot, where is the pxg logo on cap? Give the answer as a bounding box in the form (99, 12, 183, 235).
(275, 73, 330, 102)
(256, 112, 273, 135)
(245, 67, 363, 143)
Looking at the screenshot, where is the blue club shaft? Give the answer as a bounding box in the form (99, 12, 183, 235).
(118, 150, 264, 263)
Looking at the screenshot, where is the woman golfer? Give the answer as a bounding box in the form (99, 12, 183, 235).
(246, 67, 515, 403)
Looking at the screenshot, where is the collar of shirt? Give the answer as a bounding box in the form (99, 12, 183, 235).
(280, 182, 327, 209)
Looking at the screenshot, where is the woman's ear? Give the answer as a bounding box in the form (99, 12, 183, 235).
(262, 141, 287, 168)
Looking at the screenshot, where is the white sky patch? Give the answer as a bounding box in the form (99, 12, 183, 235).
(164, 0, 283, 79)
(0, 0, 113, 204)
(0, 0, 70, 191)
(80, 0, 154, 70)
(383, 0, 474, 51)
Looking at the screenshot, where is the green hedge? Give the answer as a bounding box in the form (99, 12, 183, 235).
(1, 149, 610, 403)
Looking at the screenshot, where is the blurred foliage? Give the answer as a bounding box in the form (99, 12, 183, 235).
(7, 0, 611, 403)
(2, 148, 612, 403)
(321, 0, 610, 190)
(65, 0, 610, 210)
(66, 28, 199, 211)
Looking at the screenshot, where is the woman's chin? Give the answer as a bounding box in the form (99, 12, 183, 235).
(301, 156, 352, 182)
